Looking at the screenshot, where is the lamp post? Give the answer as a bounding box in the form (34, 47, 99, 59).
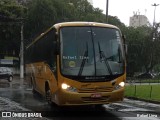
(152, 3, 159, 27)
(148, 3, 159, 79)
(20, 21, 24, 79)
(106, 0, 109, 23)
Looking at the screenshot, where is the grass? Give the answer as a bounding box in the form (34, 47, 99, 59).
(125, 85, 160, 101)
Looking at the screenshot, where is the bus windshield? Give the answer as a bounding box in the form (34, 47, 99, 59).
(60, 26, 125, 78)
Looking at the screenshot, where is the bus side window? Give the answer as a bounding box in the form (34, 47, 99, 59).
(46, 29, 57, 71)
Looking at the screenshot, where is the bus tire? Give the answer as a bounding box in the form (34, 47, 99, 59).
(30, 77, 36, 93)
(45, 83, 52, 105)
(8, 76, 13, 82)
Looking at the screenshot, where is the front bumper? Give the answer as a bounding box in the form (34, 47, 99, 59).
(52, 88, 124, 106)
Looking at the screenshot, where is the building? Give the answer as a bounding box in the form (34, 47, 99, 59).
(87, 0, 93, 5)
(129, 14, 149, 27)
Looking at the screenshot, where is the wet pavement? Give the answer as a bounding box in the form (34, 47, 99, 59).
(0, 77, 160, 120)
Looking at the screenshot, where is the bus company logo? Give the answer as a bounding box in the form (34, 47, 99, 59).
(2, 112, 11, 117)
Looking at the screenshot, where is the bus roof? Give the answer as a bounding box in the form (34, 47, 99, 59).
(54, 22, 119, 30)
(26, 22, 120, 49)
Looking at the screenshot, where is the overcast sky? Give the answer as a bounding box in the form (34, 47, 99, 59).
(92, 0, 160, 26)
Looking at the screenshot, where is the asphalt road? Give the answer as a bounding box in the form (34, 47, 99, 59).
(0, 77, 160, 120)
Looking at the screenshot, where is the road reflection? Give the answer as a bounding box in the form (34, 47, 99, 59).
(41, 105, 120, 120)
(0, 79, 121, 120)
(28, 92, 120, 119)
(1, 78, 160, 120)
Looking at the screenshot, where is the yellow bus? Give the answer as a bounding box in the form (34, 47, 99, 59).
(25, 22, 126, 107)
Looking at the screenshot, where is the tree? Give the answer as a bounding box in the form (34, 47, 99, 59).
(108, 16, 126, 31)
(0, 0, 127, 58)
(24, 0, 107, 42)
(148, 23, 160, 73)
(125, 25, 160, 76)
(0, 0, 26, 57)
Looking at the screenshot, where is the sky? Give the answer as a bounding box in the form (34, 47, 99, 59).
(92, 0, 160, 26)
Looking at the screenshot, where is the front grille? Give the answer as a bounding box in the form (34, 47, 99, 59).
(78, 87, 113, 93)
(81, 96, 110, 102)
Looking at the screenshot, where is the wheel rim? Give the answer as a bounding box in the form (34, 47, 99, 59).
(9, 76, 13, 81)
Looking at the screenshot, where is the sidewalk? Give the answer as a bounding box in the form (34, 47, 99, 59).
(0, 96, 50, 120)
(0, 76, 49, 120)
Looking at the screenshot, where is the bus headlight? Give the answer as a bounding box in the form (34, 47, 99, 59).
(61, 83, 77, 92)
(62, 83, 70, 89)
(114, 82, 125, 90)
(119, 82, 125, 87)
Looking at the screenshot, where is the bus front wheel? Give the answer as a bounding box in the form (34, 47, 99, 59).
(45, 84, 52, 105)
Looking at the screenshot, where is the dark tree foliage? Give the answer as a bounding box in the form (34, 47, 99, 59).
(24, 0, 108, 41)
(0, 0, 26, 57)
(2, 0, 160, 75)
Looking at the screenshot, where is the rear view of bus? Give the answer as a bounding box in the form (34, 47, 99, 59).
(26, 22, 126, 106)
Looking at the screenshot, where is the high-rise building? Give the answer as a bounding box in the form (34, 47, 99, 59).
(87, 0, 93, 5)
(129, 14, 150, 27)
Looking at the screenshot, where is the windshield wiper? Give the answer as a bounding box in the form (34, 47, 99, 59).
(98, 42, 113, 75)
(78, 42, 88, 76)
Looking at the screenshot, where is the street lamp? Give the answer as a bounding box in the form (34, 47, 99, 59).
(149, 3, 159, 73)
(106, 0, 109, 23)
(152, 3, 159, 27)
(20, 21, 24, 79)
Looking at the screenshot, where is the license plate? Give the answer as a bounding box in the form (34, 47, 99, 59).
(91, 93, 102, 98)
